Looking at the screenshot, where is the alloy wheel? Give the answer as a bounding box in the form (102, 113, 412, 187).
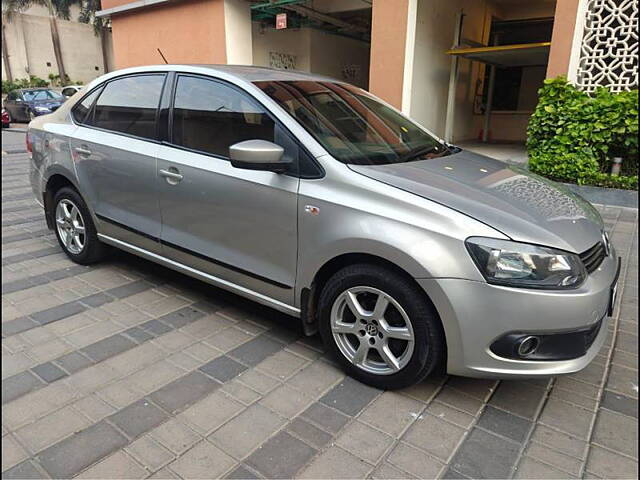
(55, 199, 86, 255)
(330, 286, 415, 375)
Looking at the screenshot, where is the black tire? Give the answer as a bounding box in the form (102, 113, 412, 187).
(318, 264, 445, 390)
(52, 187, 107, 265)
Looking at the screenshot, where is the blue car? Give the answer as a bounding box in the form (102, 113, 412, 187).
(3, 88, 66, 123)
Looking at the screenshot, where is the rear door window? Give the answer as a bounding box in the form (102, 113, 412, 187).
(171, 75, 275, 157)
(89, 74, 165, 140)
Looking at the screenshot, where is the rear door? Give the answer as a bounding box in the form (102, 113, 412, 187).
(155, 74, 300, 305)
(69, 74, 167, 253)
(5, 91, 25, 122)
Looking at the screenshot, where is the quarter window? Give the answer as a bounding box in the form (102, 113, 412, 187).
(171, 76, 275, 157)
(90, 75, 165, 140)
(71, 87, 102, 124)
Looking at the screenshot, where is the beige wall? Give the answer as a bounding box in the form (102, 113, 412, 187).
(407, 0, 497, 141)
(309, 29, 370, 89)
(251, 25, 370, 88)
(252, 24, 312, 72)
(2, 13, 113, 84)
(400, 0, 558, 142)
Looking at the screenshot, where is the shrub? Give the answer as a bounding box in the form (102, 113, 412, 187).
(2, 75, 49, 93)
(527, 77, 638, 190)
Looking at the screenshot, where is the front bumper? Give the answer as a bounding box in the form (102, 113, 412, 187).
(418, 247, 618, 378)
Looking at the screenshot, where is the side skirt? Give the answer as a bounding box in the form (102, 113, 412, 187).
(97, 233, 301, 318)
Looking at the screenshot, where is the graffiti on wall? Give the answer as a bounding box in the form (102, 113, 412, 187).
(269, 52, 297, 70)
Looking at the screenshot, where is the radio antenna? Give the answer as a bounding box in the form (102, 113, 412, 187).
(157, 48, 169, 64)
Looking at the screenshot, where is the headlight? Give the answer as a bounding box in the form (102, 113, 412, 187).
(466, 237, 586, 289)
(34, 106, 51, 113)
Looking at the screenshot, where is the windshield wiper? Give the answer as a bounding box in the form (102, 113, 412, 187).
(397, 144, 450, 163)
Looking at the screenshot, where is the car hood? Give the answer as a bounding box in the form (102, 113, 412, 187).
(348, 149, 604, 253)
(28, 98, 64, 108)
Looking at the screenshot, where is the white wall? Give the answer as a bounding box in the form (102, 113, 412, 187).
(224, 0, 253, 65)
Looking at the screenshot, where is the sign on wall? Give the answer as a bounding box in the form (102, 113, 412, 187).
(276, 13, 287, 30)
(269, 52, 296, 70)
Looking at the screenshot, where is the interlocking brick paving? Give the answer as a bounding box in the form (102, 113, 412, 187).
(2, 145, 638, 479)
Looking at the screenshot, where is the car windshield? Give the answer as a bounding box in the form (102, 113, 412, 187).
(254, 80, 450, 165)
(22, 90, 64, 102)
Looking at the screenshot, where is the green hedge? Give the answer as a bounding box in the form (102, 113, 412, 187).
(527, 77, 638, 191)
(2, 76, 49, 93)
(2, 75, 82, 94)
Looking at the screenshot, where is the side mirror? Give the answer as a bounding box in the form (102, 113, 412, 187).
(229, 140, 290, 174)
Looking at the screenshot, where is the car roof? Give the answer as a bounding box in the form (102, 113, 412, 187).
(96, 64, 343, 84)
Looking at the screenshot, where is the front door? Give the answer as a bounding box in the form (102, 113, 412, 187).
(156, 75, 299, 305)
(69, 74, 166, 253)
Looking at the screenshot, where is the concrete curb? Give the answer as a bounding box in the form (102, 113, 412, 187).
(564, 183, 638, 209)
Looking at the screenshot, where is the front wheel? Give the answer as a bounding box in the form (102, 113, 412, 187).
(318, 264, 445, 390)
(53, 187, 107, 264)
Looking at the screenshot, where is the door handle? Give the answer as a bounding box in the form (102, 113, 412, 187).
(74, 146, 92, 156)
(159, 168, 183, 183)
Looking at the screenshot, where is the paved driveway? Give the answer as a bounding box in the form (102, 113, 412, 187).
(2, 134, 638, 479)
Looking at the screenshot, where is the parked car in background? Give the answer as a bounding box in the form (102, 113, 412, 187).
(27, 65, 619, 389)
(61, 85, 83, 98)
(1, 108, 10, 128)
(4, 88, 66, 122)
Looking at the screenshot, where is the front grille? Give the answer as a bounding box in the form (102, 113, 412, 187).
(579, 241, 606, 273)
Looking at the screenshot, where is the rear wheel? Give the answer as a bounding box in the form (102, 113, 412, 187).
(53, 187, 107, 264)
(318, 264, 445, 389)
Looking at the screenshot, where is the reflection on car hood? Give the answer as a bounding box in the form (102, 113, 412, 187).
(29, 98, 64, 108)
(349, 149, 604, 253)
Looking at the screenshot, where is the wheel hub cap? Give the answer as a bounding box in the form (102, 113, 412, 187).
(55, 199, 86, 255)
(330, 286, 415, 375)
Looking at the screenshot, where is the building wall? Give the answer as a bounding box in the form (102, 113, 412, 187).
(224, 0, 253, 65)
(309, 29, 370, 89)
(2, 13, 113, 84)
(403, 0, 557, 142)
(108, 0, 227, 68)
(368, 0, 410, 109)
(547, 0, 580, 79)
(407, 0, 496, 141)
(251, 25, 370, 88)
(252, 24, 312, 72)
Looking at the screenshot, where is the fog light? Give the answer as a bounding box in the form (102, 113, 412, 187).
(517, 336, 540, 357)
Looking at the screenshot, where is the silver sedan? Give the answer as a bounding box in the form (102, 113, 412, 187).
(28, 65, 619, 389)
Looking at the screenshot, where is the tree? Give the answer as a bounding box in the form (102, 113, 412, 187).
(78, 0, 110, 74)
(2, 0, 79, 85)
